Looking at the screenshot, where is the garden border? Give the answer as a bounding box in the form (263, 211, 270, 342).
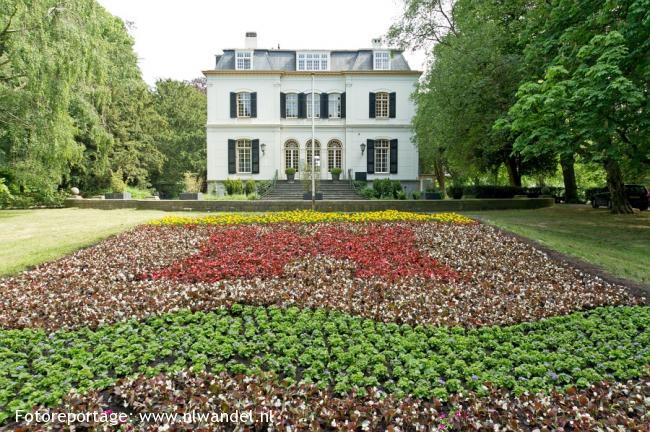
(64, 198, 554, 212)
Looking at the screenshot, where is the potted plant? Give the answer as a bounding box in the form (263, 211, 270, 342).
(302, 164, 322, 200)
(330, 167, 342, 181)
(285, 167, 296, 183)
(105, 170, 131, 200)
(179, 172, 203, 200)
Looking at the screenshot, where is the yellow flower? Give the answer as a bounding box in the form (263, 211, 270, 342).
(150, 210, 474, 226)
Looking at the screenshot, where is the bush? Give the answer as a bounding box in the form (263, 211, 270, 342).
(330, 167, 342, 176)
(372, 179, 402, 199)
(360, 187, 376, 200)
(525, 187, 541, 198)
(244, 180, 256, 196)
(447, 186, 464, 199)
(411, 191, 421, 200)
(463, 185, 524, 199)
(110, 171, 126, 193)
(224, 178, 243, 195)
(353, 180, 367, 190)
(285, 167, 296, 176)
(397, 191, 407, 200)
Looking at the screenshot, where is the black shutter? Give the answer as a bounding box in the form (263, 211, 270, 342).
(341, 92, 346, 118)
(369, 92, 376, 118)
(252, 139, 260, 174)
(280, 93, 286, 118)
(390, 139, 398, 174)
(366, 139, 375, 174)
(320, 93, 328, 119)
(298, 93, 306, 118)
(230, 93, 237, 118)
(389, 92, 396, 118)
(228, 139, 236, 174)
(251, 92, 257, 118)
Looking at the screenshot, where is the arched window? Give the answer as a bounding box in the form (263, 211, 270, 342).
(236, 139, 252, 173)
(327, 140, 342, 171)
(284, 140, 299, 172)
(305, 139, 321, 168)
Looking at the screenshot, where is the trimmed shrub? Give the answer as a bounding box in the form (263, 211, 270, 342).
(411, 191, 421, 200)
(224, 178, 243, 195)
(373, 179, 402, 199)
(244, 180, 256, 196)
(463, 185, 524, 199)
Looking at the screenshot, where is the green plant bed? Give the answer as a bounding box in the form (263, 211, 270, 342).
(1, 305, 647, 423)
(203, 194, 257, 201)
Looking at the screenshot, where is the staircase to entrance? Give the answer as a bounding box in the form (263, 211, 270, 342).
(261, 180, 363, 200)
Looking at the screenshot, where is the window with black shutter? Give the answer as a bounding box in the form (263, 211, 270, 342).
(389, 139, 398, 173)
(366, 139, 375, 174)
(369, 93, 376, 118)
(320, 93, 328, 119)
(252, 139, 260, 174)
(280, 93, 286, 118)
(229, 93, 236, 118)
(389, 92, 396, 118)
(227, 139, 236, 173)
(341, 92, 346, 118)
(250, 92, 257, 118)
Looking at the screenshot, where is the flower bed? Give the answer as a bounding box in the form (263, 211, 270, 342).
(0, 211, 647, 429)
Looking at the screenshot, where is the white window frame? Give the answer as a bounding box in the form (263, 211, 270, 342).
(375, 92, 389, 119)
(375, 139, 390, 174)
(373, 51, 390, 70)
(328, 93, 341, 119)
(237, 92, 251, 118)
(286, 93, 298, 119)
(306, 93, 321, 119)
(327, 140, 342, 171)
(236, 139, 252, 173)
(285, 140, 299, 172)
(297, 52, 329, 71)
(235, 50, 253, 70)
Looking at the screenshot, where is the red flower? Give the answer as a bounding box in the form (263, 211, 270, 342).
(152, 224, 459, 283)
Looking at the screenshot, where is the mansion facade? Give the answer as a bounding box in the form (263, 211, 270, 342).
(204, 33, 421, 194)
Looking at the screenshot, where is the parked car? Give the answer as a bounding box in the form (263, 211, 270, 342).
(591, 184, 649, 211)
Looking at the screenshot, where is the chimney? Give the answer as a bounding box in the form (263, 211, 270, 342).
(245, 32, 257, 49)
(371, 37, 382, 49)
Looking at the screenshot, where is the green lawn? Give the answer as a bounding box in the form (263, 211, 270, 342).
(471, 205, 650, 285)
(0, 208, 208, 276)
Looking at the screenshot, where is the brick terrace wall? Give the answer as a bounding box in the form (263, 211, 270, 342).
(65, 198, 554, 212)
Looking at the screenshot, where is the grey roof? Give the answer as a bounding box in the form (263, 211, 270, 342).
(214, 49, 412, 71)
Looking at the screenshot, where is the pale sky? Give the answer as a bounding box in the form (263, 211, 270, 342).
(97, 0, 426, 85)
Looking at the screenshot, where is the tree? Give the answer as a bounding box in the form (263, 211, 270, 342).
(505, 0, 649, 213)
(150, 79, 206, 198)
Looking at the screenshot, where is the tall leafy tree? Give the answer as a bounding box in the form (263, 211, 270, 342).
(150, 79, 206, 198)
(506, 0, 649, 213)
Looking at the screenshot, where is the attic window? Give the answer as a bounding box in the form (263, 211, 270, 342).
(374, 51, 390, 70)
(297, 52, 329, 71)
(236, 51, 252, 70)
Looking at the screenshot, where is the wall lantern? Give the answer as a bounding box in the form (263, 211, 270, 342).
(261, 143, 266, 155)
(360, 142, 366, 156)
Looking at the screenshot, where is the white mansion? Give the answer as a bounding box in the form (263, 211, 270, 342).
(204, 33, 421, 195)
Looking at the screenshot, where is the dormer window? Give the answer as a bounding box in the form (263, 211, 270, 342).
(374, 51, 390, 70)
(297, 52, 329, 71)
(236, 51, 252, 70)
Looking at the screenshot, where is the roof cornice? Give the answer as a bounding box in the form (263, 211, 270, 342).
(202, 70, 422, 77)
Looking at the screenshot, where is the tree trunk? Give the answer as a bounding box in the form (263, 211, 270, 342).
(505, 157, 522, 187)
(560, 153, 578, 203)
(433, 157, 446, 198)
(604, 158, 633, 214)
